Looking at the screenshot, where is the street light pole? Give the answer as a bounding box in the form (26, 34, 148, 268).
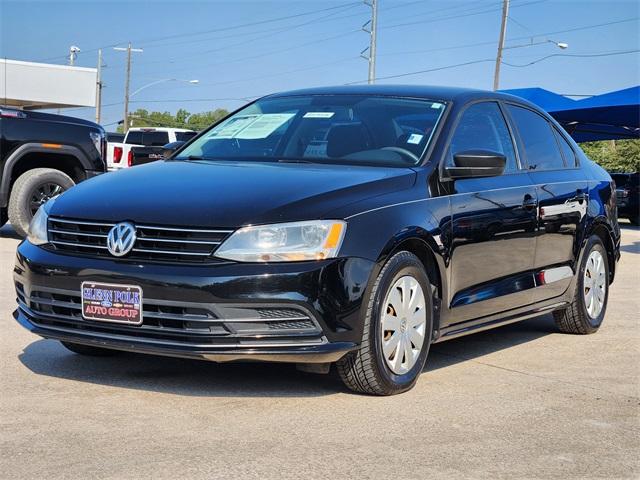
(129, 78, 199, 98)
(114, 43, 143, 133)
(493, 0, 510, 91)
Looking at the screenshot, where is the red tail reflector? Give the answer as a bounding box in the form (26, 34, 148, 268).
(127, 150, 133, 167)
(113, 146, 123, 163)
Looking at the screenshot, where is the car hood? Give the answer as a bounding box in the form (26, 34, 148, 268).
(50, 160, 416, 227)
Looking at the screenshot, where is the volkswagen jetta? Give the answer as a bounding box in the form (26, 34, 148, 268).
(13, 86, 621, 395)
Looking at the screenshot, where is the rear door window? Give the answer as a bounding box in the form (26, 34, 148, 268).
(507, 105, 565, 170)
(554, 129, 577, 167)
(448, 102, 518, 173)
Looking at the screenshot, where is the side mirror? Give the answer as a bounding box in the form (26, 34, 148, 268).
(162, 141, 186, 159)
(446, 150, 506, 179)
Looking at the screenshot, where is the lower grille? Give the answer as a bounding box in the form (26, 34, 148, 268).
(16, 284, 322, 346)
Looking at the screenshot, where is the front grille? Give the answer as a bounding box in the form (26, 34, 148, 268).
(46, 217, 233, 263)
(16, 284, 322, 346)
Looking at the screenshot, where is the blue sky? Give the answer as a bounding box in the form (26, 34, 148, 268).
(1, 0, 638, 129)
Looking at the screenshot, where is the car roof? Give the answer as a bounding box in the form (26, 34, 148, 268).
(264, 84, 529, 104)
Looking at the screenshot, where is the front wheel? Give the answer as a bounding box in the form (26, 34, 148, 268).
(554, 235, 609, 334)
(337, 251, 433, 395)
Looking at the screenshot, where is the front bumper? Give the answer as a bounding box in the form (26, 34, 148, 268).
(13, 241, 376, 364)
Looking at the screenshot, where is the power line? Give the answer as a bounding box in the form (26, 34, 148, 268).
(502, 49, 640, 67)
(145, 28, 362, 77)
(347, 48, 640, 84)
(36, 1, 362, 63)
(137, 3, 365, 68)
(379, 0, 546, 31)
(376, 17, 638, 58)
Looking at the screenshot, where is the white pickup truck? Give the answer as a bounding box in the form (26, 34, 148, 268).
(106, 127, 197, 170)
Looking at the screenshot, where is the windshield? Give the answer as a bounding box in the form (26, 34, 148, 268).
(175, 95, 446, 167)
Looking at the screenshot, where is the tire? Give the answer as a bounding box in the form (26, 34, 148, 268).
(8, 168, 75, 237)
(61, 341, 118, 356)
(337, 251, 433, 395)
(553, 235, 609, 334)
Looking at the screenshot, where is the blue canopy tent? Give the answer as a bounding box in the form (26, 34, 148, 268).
(501, 86, 640, 143)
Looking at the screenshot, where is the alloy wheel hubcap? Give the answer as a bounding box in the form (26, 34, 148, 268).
(381, 275, 427, 375)
(583, 250, 606, 319)
(30, 183, 64, 216)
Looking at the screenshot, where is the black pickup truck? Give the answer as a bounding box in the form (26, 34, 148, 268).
(0, 108, 107, 236)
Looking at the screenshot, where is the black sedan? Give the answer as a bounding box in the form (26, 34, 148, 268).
(13, 85, 620, 395)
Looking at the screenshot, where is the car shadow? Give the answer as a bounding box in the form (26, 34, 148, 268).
(18, 314, 557, 397)
(619, 222, 639, 254)
(0, 223, 21, 240)
(426, 313, 557, 372)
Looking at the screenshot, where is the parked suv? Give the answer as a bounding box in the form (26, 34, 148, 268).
(0, 108, 106, 236)
(610, 172, 639, 225)
(13, 86, 620, 395)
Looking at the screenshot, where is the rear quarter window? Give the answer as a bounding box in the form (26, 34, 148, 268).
(553, 129, 578, 167)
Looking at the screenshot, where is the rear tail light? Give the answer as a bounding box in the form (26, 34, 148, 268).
(113, 146, 123, 163)
(127, 150, 133, 167)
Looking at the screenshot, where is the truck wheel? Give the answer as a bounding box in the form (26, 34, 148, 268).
(61, 341, 118, 356)
(8, 168, 75, 237)
(553, 235, 609, 334)
(336, 251, 433, 395)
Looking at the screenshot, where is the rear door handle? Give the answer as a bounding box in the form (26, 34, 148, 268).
(522, 194, 538, 210)
(573, 191, 588, 203)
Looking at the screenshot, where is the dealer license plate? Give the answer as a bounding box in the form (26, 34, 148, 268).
(81, 282, 143, 325)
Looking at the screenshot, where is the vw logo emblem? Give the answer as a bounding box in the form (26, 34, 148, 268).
(107, 222, 137, 257)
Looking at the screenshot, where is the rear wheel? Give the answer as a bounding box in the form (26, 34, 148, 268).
(8, 168, 75, 237)
(554, 235, 609, 334)
(61, 341, 118, 356)
(337, 251, 433, 395)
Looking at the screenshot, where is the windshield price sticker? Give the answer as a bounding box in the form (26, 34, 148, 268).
(407, 134, 424, 145)
(303, 112, 335, 119)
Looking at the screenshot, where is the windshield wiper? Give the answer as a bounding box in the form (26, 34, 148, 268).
(277, 158, 314, 164)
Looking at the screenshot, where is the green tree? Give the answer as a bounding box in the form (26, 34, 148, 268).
(117, 107, 230, 132)
(581, 139, 640, 172)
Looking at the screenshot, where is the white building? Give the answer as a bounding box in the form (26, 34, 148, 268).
(0, 59, 97, 109)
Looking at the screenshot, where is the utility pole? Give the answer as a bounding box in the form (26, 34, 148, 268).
(493, 0, 510, 91)
(95, 49, 103, 124)
(360, 0, 378, 84)
(114, 43, 143, 133)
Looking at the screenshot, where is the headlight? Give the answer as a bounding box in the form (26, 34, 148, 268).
(216, 220, 346, 262)
(27, 198, 55, 246)
(89, 131, 104, 155)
